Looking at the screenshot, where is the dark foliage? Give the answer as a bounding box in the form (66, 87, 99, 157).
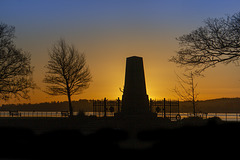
(43, 39, 92, 116)
(0, 23, 35, 100)
(170, 12, 240, 74)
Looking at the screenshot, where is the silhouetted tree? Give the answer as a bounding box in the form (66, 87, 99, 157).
(170, 12, 240, 74)
(173, 72, 199, 116)
(0, 23, 35, 100)
(43, 39, 92, 117)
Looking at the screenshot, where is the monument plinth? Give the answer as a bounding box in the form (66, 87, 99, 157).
(120, 56, 156, 118)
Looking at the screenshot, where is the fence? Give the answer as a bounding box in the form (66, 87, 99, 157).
(150, 98, 180, 120)
(92, 97, 121, 117)
(91, 97, 181, 119)
(203, 112, 240, 122)
(0, 111, 78, 117)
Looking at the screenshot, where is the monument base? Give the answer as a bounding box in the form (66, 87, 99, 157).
(114, 111, 157, 120)
(114, 112, 158, 131)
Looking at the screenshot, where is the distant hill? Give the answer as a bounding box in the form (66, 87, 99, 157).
(180, 98, 240, 113)
(1, 98, 240, 113)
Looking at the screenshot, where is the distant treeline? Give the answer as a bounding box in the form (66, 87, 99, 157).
(0, 99, 93, 112)
(180, 98, 240, 113)
(1, 98, 240, 113)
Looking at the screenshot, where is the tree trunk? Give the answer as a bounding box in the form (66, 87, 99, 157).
(191, 72, 196, 117)
(192, 99, 196, 117)
(66, 80, 73, 117)
(192, 88, 196, 117)
(67, 91, 73, 117)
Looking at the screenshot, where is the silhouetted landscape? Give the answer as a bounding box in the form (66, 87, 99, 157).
(0, 56, 239, 159)
(2, 1, 240, 159)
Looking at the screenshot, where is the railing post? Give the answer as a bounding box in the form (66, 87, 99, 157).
(117, 97, 120, 112)
(104, 98, 107, 117)
(177, 99, 180, 114)
(169, 99, 171, 119)
(164, 98, 166, 118)
(149, 98, 152, 112)
(93, 100, 95, 116)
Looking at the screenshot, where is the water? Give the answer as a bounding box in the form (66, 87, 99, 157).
(0, 111, 114, 118)
(84, 112, 114, 117)
(204, 113, 240, 122)
(157, 112, 240, 122)
(0, 111, 78, 117)
(0, 111, 239, 121)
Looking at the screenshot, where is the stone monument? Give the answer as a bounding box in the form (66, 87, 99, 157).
(120, 56, 156, 118)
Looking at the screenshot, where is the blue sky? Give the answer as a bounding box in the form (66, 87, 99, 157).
(1, 0, 240, 103)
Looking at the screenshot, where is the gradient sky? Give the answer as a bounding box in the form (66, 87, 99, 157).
(1, 0, 240, 104)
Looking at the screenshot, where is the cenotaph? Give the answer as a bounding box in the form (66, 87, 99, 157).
(120, 56, 156, 118)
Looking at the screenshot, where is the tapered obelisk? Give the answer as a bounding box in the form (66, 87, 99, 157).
(121, 56, 155, 118)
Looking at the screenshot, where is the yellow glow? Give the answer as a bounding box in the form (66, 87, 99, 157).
(2, 25, 240, 105)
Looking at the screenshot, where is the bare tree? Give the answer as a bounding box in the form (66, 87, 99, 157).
(173, 72, 199, 116)
(0, 23, 35, 101)
(170, 12, 240, 74)
(43, 39, 92, 117)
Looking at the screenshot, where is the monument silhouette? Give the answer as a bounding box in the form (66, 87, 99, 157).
(119, 56, 156, 118)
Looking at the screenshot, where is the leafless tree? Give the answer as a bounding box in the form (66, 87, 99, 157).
(170, 12, 240, 74)
(43, 39, 92, 117)
(0, 23, 35, 101)
(173, 72, 199, 116)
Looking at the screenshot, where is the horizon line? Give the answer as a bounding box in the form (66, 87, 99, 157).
(2, 97, 240, 106)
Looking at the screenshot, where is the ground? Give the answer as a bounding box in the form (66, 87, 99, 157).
(0, 116, 237, 159)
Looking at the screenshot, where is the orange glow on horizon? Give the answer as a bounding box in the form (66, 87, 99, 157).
(2, 56, 240, 106)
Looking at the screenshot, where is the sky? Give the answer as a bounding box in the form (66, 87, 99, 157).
(1, 0, 240, 104)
